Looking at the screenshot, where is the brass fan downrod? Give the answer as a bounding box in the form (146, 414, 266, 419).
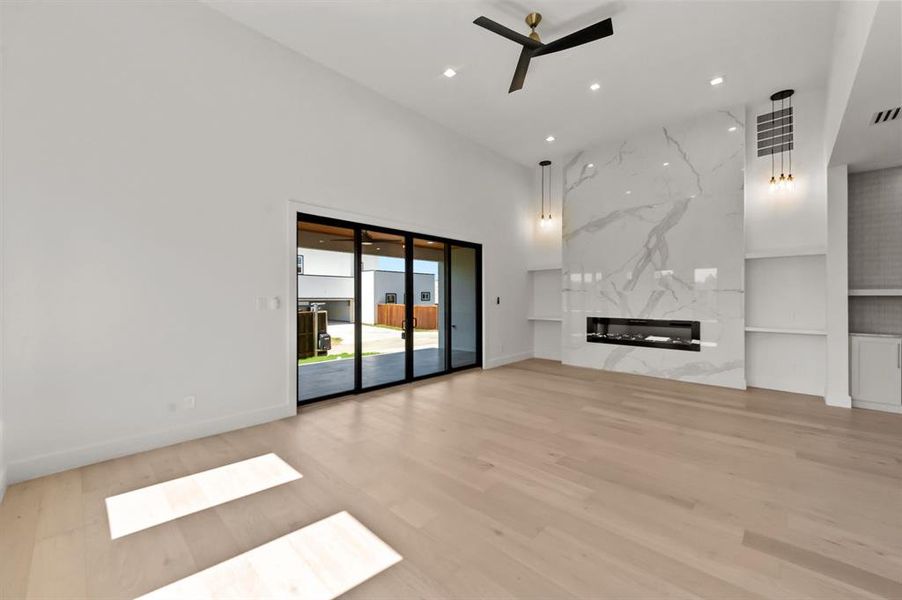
(526, 12, 542, 42)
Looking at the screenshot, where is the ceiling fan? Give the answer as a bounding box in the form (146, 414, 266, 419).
(473, 12, 614, 93)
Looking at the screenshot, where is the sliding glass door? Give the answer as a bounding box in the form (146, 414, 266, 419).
(360, 228, 407, 390)
(296, 214, 481, 404)
(413, 238, 446, 378)
(450, 245, 479, 369)
(296, 221, 356, 402)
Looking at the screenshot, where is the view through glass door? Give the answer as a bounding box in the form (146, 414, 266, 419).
(413, 238, 446, 378)
(296, 214, 481, 404)
(360, 228, 407, 389)
(296, 221, 357, 402)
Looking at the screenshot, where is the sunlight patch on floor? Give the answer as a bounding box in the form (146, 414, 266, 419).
(136, 511, 402, 599)
(105, 453, 301, 539)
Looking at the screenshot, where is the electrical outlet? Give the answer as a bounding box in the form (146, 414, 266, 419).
(169, 395, 196, 412)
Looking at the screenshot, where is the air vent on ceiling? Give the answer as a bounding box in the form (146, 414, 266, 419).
(871, 107, 901, 125)
(757, 106, 793, 158)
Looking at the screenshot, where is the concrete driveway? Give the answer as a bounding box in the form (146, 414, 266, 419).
(327, 322, 438, 355)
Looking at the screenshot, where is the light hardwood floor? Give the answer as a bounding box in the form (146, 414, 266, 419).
(3, 359, 902, 599)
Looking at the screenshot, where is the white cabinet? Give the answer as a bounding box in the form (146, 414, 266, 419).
(850, 334, 902, 413)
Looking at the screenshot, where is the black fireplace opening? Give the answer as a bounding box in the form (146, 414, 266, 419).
(586, 317, 700, 352)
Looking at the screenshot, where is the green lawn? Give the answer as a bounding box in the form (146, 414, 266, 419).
(298, 351, 378, 365)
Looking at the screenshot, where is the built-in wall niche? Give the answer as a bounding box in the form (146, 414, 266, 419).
(528, 267, 562, 360)
(744, 253, 827, 395)
(848, 166, 902, 336)
(745, 254, 826, 334)
(847, 167, 902, 412)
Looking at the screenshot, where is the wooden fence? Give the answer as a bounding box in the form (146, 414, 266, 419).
(376, 304, 438, 330)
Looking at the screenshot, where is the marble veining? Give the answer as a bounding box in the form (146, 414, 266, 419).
(562, 108, 746, 389)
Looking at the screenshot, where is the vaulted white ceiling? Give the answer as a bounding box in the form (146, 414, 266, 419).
(208, 1, 840, 166)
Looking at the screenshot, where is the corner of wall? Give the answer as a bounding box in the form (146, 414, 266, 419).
(825, 163, 850, 408)
(825, 393, 853, 408)
(484, 351, 534, 370)
(6, 403, 296, 485)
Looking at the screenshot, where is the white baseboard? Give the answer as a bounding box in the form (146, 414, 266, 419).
(484, 351, 533, 369)
(852, 399, 900, 413)
(7, 403, 297, 485)
(0, 466, 7, 504)
(826, 393, 853, 408)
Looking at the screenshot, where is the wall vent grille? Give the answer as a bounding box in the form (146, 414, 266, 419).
(757, 107, 794, 158)
(871, 107, 901, 125)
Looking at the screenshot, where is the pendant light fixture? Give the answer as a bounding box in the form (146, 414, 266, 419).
(767, 89, 794, 193)
(539, 159, 552, 227)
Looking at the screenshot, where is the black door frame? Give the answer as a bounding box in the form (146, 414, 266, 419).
(296, 212, 483, 405)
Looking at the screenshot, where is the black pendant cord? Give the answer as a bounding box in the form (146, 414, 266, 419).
(545, 165, 551, 219)
(780, 97, 785, 178)
(771, 98, 775, 182)
(788, 95, 792, 177)
(541, 164, 545, 218)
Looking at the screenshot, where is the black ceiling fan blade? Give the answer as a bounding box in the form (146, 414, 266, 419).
(473, 16, 543, 50)
(509, 47, 533, 93)
(532, 18, 613, 57)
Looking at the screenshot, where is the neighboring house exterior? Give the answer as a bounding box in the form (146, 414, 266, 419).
(298, 248, 439, 325)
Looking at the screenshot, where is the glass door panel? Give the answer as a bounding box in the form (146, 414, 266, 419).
(297, 221, 356, 401)
(412, 239, 446, 377)
(450, 245, 478, 368)
(360, 229, 408, 389)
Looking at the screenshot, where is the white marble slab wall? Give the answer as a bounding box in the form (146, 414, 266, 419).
(562, 107, 746, 389)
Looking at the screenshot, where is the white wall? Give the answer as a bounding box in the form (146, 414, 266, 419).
(823, 1, 879, 164)
(825, 164, 851, 406)
(1, 0, 532, 483)
(743, 89, 829, 396)
(0, 3, 6, 501)
(298, 248, 353, 277)
(297, 275, 354, 300)
(745, 90, 828, 256)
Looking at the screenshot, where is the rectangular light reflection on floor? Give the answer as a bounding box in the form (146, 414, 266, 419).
(136, 511, 402, 600)
(106, 453, 302, 539)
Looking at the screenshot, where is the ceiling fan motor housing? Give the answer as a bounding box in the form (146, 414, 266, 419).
(526, 12, 542, 41)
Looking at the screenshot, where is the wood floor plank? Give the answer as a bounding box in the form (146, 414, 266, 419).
(743, 530, 902, 599)
(3, 358, 902, 599)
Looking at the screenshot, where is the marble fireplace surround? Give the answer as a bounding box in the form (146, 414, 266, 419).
(562, 107, 746, 389)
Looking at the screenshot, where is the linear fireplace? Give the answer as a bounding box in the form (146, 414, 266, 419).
(586, 317, 700, 352)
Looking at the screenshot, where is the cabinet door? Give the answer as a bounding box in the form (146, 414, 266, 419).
(851, 337, 902, 406)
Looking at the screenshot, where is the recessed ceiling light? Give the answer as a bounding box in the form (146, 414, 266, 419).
(625, 190, 632, 195)
(545, 135, 556, 143)
(426, 241, 434, 244)
(589, 82, 601, 91)
(728, 126, 737, 132)
(663, 162, 670, 167)
(443, 68, 457, 78)
(710, 76, 724, 86)
(587, 163, 595, 168)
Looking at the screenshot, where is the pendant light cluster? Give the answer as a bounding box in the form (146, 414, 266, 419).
(539, 159, 552, 227)
(768, 89, 795, 193)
